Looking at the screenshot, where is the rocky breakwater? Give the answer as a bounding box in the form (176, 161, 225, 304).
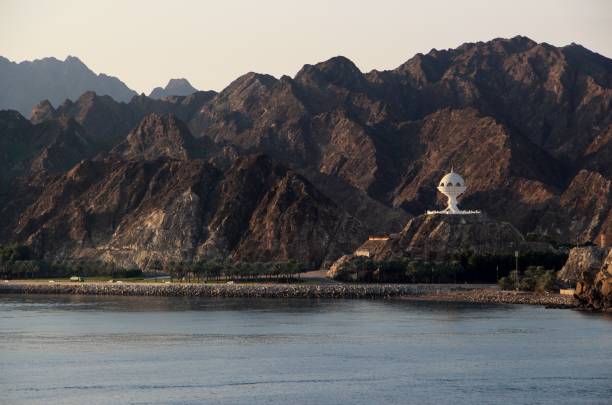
(0, 282, 575, 307)
(575, 249, 612, 311)
(0, 282, 459, 299)
(413, 289, 575, 308)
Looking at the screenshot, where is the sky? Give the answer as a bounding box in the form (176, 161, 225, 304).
(1, 0, 610, 94)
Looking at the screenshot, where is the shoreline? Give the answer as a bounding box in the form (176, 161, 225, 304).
(0, 281, 576, 307)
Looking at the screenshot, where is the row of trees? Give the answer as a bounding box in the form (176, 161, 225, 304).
(160, 260, 307, 282)
(1, 242, 144, 279)
(334, 250, 568, 284)
(0, 244, 308, 282)
(453, 250, 567, 283)
(335, 257, 465, 283)
(0, 259, 142, 280)
(1, 242, 566, 285)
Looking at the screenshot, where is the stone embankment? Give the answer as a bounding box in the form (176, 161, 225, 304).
(405, 289, 576, 308)
(0, 281, 576, 307)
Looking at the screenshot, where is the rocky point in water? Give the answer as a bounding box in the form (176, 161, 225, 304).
(558, 246, 611, 285)
(575, 249, 612, 311)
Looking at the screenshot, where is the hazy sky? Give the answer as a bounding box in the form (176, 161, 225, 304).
(1, 0, 610, 94)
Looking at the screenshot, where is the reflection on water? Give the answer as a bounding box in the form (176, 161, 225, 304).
(1, 295, 611, 405)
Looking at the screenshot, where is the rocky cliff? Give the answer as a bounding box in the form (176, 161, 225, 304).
(111, 113, 200, 161)
(558, 246, 611, 285)
(575, 249, 612, 311)
(0, 110, 96, 188)
(0, 152, 365, 269)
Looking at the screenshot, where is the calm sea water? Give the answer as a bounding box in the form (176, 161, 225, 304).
(1, 295, 611, 405)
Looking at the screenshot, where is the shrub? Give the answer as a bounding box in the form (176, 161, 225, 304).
(498, 266, 557, 293)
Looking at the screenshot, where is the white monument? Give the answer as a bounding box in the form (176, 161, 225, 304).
(427, 168, 480, 215)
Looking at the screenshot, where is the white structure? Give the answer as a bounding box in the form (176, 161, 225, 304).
(427, 169, 480, 215)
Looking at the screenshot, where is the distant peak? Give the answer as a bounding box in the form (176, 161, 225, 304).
(36, 99, 55, 109)
(166, 78, 193, 88)
(149, 78, 198, 99)
(507, 35, 537, 45)
(64, 55, 87, 67)
(312, 56, 362, 75)
(220, 72, 278, 96)
(296, 55, 365, 88)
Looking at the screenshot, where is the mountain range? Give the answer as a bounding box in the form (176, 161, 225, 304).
(0, 36, 610, 268)
(0, 56, 136, 116)
(0, 56, 201, 116)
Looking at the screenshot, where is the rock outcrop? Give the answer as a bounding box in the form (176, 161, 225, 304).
(558, 246, 611, 285)
(355, 213, 535, 262)
(0, 110, 96, 188)
(111, 113, 200, 161)
(575, 249, 612, 311)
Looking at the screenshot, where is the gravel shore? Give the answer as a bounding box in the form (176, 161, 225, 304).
(0, 281, 576, 307)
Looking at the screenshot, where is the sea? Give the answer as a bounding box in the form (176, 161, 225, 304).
(1, 294, 611, 404)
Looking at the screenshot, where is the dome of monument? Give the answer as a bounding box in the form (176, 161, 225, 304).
(439, 170, 465, 188)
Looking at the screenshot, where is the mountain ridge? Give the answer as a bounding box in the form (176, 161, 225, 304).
(1, 36, 610, 267)
(0, 55, 137, 116)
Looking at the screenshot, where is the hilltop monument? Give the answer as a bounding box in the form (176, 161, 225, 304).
(427, 169, 480, 215)
(328, 167, 544, 279)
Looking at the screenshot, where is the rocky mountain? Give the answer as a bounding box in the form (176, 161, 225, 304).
(30, 90, 217, 144)
(182, 36, 611, 244)
(149, 78, 198, 99)
(0, 36, 611, 268)
(111, 113, 200, 161)
(0, 110, 96, 189)
(0, 153, 365, 269)
(574, 248, 612, 311)
(0, 56, 137, 116)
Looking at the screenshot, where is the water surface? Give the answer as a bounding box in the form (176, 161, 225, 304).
(1, 295, 611, 404)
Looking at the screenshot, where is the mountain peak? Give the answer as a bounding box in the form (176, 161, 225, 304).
(112, 113, 196, 161)
(64, 55, 87, 67)
(149, 78, 198, 99)
(30, 99, 56, 124)
(295, 55, 365, 88)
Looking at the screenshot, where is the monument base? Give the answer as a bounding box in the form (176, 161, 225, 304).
(426, 209, 481, 215)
